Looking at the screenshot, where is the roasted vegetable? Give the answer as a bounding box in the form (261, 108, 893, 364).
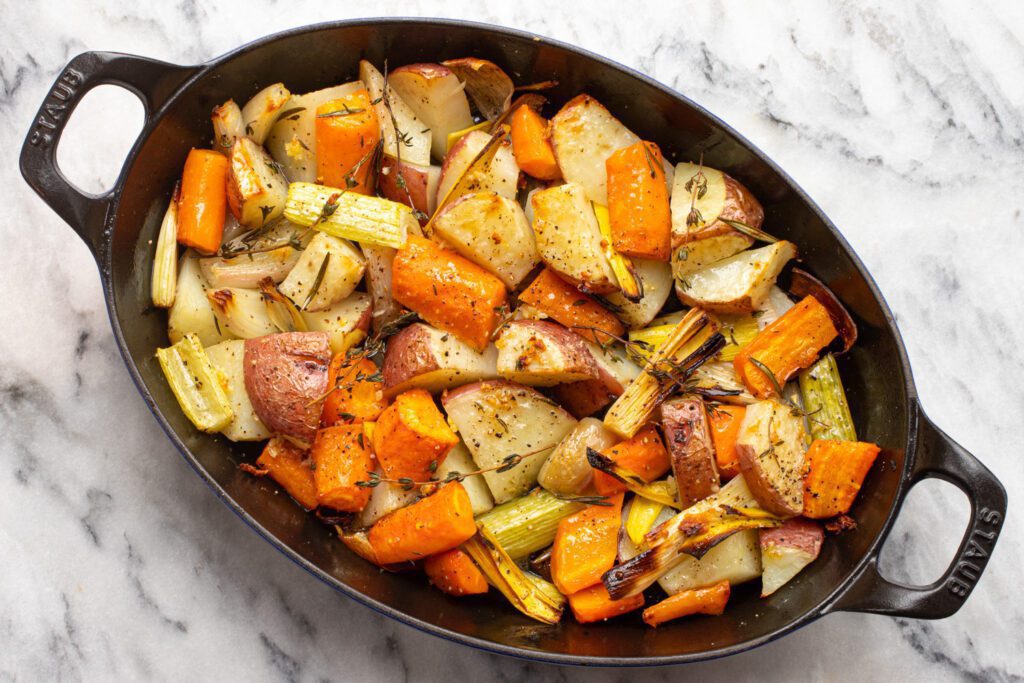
(593, 202, 643, 302)
(676, 241, 797, 314)
(320, 355, 388, 427)
(510, 104, 560, 180)
(642, 580, 730, 627)
(211, 99, 244, 152)
(517, 267, 625, 346)
(707, 404, 746, 479)
(495, 320, 599, 387)
(368, 483, 477, 564)
(279, 232, 366, 312)
(625, 496, 666, 546)
(606, 141, 671, 261)
(434, 129, 518, 215)
(156, 333, 234, 433)
(388, 63, 475, 162)
(442, 57, 514, 121)
(284, 181, 413, 249)
(760, 518, 823, 596)
(551, 493, 624, 595)
(168, 255, 232, 347)
(568, 583, 644, 624)
(312, 424, 374, 511)
(241, 82, 291, 145)
(359, 60, 432, 166)
(537, 418, 617, 496)
(436, 442, 494, 516)
(207, 287, 277, 339)
(591, 425, 671, 496)
(661, 398, 721, 507)
(802, 439, 880, 519)
(372, 388, 459, 482)
(314, 87, 380, 194)
(477, 487, 586, 561)
(253, 438, 318, 510)
(424, 548, 489, 596)
(735, 399, 809, 516)
(798, 354, 856, 442)
(205, 339, 272, 441)
(382, 322, 499, 397)
(177, 149, 228, 255)
(226, 137, 289, 229)
(300, 292, 372, 355)
(151, 187, 180, 308)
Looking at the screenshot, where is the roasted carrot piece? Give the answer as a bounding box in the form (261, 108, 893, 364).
(517, 267, 625, 346)
(392, 235, 508, 352)
(372, 388, 459, 482)
(312, 424, 375, 512)
(802, 439, 880, 519)
(707, 404, 746, 480)
(734, 296, 839, 399)
(510, 105, 560, 181)
(255, 438, 318, 510)
(367, 483, 477, 564)
(424, 548, 489, 596)
(550, 493, 625, 595)
(642, 580, 731, 627)
(568, 583, 644, 624)
(177, 148, 228, 254)
(321, 355, 388, 426)
(605, 141, 671, 261)
(315, 88, 380, 194)
(593, 425, 671, 496)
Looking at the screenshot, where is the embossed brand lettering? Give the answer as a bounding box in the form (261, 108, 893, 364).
(947, 578, 970, 597)
(956, 560, 980, 583)
(29, 67, 84, 148)
(978, 507, 1002, 525)
(965, 539, 989, 559)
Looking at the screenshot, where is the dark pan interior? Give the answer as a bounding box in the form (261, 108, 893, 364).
(107, 20, 911, 662)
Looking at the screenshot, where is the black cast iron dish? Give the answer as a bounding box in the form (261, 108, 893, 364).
(20, 18, 1007, 666)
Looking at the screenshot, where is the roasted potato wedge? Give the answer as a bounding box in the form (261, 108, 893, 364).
(551, 341, 641, 418)
(359, 60, 432, 166)
(442, 380, 577, 503)
(437, 130, 520, 204)
(243, 331, 332, 443)
(442, 57, 514, 121)
(676, 241, 797, 314)
(605, 257, 674, 329)
(278, 232, 366, 312)
(388, 63, 474, 162)
(204, 339, 272, 442)
(433, 191, 540, 289)
(378, 155, 441, 222)
(658, 530, 763, 595)
(531, 183, 618, 294)
(226, 137, 289, 229)
(300, 292, 372, 355)
(494, 320, 599, 387)
(436, 442, 495, 515)
(361, 244, 407, 335)
(550, 94, 639, 205)
(265, 82, 365, 182)
(382, 322, 499, 396)
(735, 399, 808, 516)
(356, 479, 419, 528)
(661, 398, 720, 508)
(200, 245, 301, 289)
(760, 518, 823, 597)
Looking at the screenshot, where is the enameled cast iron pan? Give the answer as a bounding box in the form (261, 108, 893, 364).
(20, 18, 1007, 666)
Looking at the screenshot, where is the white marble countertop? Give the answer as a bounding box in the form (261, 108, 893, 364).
(3, 1, 1022, 680)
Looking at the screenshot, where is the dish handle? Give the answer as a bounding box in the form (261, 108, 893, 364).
(19, 51, 198, 259)
(830, 405, 1006, 619)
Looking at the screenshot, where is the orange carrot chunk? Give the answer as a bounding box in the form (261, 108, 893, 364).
(802, 439, 880, 519)
(606, 141, 671, 261)
(734, 295, 839, 399)
(312, 424, 375, 512)
(592, 425, 671, 496)
(510, 105, 560, 181)
(177, 148, 228, 255)
(707, 405, 746, 480)
(642, 580, 731, 627)
(392, 235, 508, 352)
(568, 583, 645, 624)
(550, 493, 625, 595)
(367, 483, 477, 564)
(321, 355, 388, 426)
(372, 388, 459, 482)
(517, 267, 625, 346)
(315, 88, 380, 194)
(424, 548, 489, 596)
(255, 438, 318, 510)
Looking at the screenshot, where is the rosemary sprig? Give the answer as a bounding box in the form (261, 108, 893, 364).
(301, 253, 331, 310)
(277, 106, 306, 121)
(355, 445, 554, 491)
(316, 104, 365, 118)
(720, 218, 779, 244)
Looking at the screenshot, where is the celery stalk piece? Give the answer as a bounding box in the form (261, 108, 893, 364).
(284, 181, 411, 249)
(151, 187, 180, 308)
(477, 488, 584, 561)
(156, 333, 234, 433)
(799, 353, 856, 441)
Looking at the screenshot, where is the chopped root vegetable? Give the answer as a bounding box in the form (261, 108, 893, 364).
(255, 438, 318, 510)
(424, 548, 489, 596)
(372, 388, 459, 482)
(568, 583, 644, 624)
(734, 295, 839, 399)
(802, 439, 880, 519)
(641, 580, 730, 627)
(550, 493, 624, 595)
(517, 267, 625, 346)
(176, 149, 228, 255)
(593, 425, 671, 496)
(391, 235, 508, 352)
(606, 141, 671, 261)
(368, 483, 477, 565)
(707, 404, 746, 479)
(312, 424, 375, 512)
(320, 355, 388, 426)
(510, 104, 560, 180)
(315, 88, 380, 194)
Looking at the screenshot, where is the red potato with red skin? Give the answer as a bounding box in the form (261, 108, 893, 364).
(552, 343, 640, 418)
(243, 331, 332, 443)
(759, 518, 823, 596)
(388, 63, 474, 162)
(494, 320, 599, 387)
(382, 322, 499, 397)
(378, 155, 441, 224)
(661, 398, 721, 508)
(436, 130, 521, 204)
(734, 399, 808, 516)
(441, 57, 514, 121)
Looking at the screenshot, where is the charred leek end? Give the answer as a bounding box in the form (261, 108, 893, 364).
(477, 487, 584, 561)
(587, 449, 681, 509)
(151, 186, 180, 308)
(799, 353, 856, 441)
(258, 278, 308, 333)
(461, 527, 565, 624)
(604, 309, 724, 439)
(156, 333, 234, 433)
(715, 313, 759, 362)
(603, 503, 781, 600)
(626, 496, 666, 546)
(427, 127, 509, 235)
(593, 203, 643, 302)
(691, 361, 755, 404)
(284, 182, 411, 249)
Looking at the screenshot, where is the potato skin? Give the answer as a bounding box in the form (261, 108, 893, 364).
(495, 320, 599, 386)
(243, 331, 332, 442)
(734, 400, 807, 516)
(661, 398, 721, 508)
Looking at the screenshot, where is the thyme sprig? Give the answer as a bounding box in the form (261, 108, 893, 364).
(684, 153, 708, 229)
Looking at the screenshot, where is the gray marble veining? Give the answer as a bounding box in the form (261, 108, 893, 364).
(1, 1, 1022, 680)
